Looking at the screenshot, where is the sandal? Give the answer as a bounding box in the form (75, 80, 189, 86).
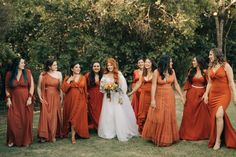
(8, 142, 14, 147)
(71, 138, 76, 144)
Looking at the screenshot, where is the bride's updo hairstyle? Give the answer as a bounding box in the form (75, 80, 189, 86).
(104, 57, 119, 83)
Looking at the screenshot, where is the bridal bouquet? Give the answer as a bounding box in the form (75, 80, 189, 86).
(100, 82, 123, 104)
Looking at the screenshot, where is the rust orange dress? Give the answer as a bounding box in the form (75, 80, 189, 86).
(179, 75, 210, 140)
(142, 70, 179, 146)
(137, 77, 151, 133)
(5, 69, 34, 146)
(85, 72, 104, 130)
(131, 70, 142, 118)
(38, 73, 63, 141)
(208, 65, 236, 149)
(61, 76, 89, 138)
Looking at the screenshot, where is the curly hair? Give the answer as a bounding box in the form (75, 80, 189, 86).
(104, 58, 119, 83)
(209, 48, 225, 68)
(142, 58, 157, 77)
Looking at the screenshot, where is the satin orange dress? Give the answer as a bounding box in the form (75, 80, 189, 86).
(5, 69, 34, 146)
(38, 73, 63, 141)
(137, 77, 151, 133)
(61, 76, 89, 138)
(208, 65, 236, 149)
(142, 70, 179, 146)
(179, 75, 210, 140)
(131, 70, 142, 118)
(85, 73, 104, 130)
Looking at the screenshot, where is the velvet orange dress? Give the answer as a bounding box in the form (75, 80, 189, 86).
(208, 65, 236, 149)
(142, 70, 179, 146)
(179, 75, 210, 140)
(131, 70, 142, 118)
(61, 76, 89, 138)
(85, 73, 104, 130)
(38, 73, 63, 141)
(5, 69, 34, 147)
(137, 77, 151, 133)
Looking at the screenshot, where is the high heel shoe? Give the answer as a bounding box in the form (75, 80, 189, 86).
(213, 140, 221, 150)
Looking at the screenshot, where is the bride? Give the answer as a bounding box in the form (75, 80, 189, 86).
(98, 58, 139, 141)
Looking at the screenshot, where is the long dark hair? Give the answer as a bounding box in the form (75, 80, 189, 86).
(209, 48, 225, 67)
(9, 57, 28, 88)
(44, 59, 56, 72)
(157, 55, 173, 80)
(88, 62, 103, 87)
(188, 56, 207, 84)
(142, 58, 157, 76)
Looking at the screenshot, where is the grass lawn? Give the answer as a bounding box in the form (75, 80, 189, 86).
(0, 95, 236, 157)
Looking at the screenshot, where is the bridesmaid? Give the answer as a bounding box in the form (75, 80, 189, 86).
(128, 58, 156, 133)
(142, 55, 184, 146)
(203, 48, 236, 150)
(5, 57, 34, 147)
(179, 56, 210, 140)
(130, 59, 144, 118)
(61, 62, 89, 144)
(37, 59, 63, 143)
(85, 62, 104, 130)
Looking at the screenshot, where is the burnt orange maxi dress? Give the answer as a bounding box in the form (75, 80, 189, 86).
(38, 73, 63, 141)
(61, 76, 89, 138)
(137, 77, 152, 133)
(208, 64, 236, 148)
(142, 70, 179, 146)
(85, 73, 104, 130)
(179, 75, 210, 140)
(5, 69, 34, 146)
(131, 70, 142, 118)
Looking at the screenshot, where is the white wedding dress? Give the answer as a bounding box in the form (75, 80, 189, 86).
(98, 72, 139, 141)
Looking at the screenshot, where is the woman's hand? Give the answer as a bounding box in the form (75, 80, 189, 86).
(150, 99, 156, 108)
(127, 92, 133, 97)
(67, 76, 74, 84)
(233, 95, 236, 105)
(6, 98, 12, 108)
(202, 93, 208, 104)
(181, 96, 186, 104)
(26, 97, 32, 106)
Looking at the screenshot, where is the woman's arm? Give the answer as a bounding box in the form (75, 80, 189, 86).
(128, 75, 142, 96)
(150, 69, 158, 108)
(37, 74, 43, 102)
(173, 70, 184, 103)
(5, 72, 12, 108)
(58, 72, 64, 104)
(225, 63, 236, 104)
(26, 72, 34, 106)
(203, 69, 212, 104)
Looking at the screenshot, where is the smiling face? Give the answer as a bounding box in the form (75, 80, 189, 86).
(49, 61, 58, 71)
(71, 64, 81, 75)
(107, 62, 114, 72)
(137, 59, 144, 69)
(209, 50, 215, 63)
(18, 59, 25, 70)
(144, 59, 152, 69)
(192, 57, 198, 68)
(93, 62, 101, 73)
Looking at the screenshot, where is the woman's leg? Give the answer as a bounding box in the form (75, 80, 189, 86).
(213, 106, 224, 150)
(71, 126, 76, 144)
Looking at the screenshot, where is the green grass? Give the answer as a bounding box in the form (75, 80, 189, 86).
(0, 95, 236, 157)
